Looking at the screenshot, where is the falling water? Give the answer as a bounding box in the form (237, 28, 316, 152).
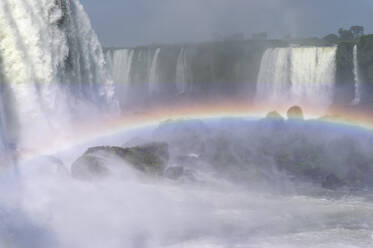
(176, 48, 187, 94)
(352, 45, 362, 105)
(107, 49, 135, 85)
(148, 48, 161, 95)
(256, 46, 337, 113)
(106, 49, 135, 103)
(0, 0, 115, 159)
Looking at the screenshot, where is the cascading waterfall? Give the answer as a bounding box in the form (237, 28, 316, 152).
(176, 48, 187, 94)
(148, 48, 161, 95)
(256, 46, 337, 113)
(352, 45, 362, 105)
(106, 47, 192, 97)
(106, 49, 135, 103)
(106, 49, 135, 85)
(0, 0, 115, 161)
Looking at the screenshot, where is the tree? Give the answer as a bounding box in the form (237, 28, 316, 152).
(338, 28, 353, 41)
(323, 34, 339, 44)
(350, 26, 364, 40)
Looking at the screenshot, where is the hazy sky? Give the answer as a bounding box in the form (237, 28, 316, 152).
(79, 0, 373, 47)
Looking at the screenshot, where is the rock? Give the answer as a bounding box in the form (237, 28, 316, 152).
(287, 106, 304, 120)
(322, 174, 345, 189)
(71, 142, 169, 180)
(266, 111, 284, 120)
(164, 166, 184, 180)
(260, 111, 285, 131)
(123, 137, 152, 147)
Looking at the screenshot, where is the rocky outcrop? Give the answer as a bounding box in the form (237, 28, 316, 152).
(164, 166, 184, 180)
(266, 111, 284, 120)
(71, 143, 169, 180)
(287, 106, 304, 120)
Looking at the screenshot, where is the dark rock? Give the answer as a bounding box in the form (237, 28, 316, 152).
(287, 106, 304, 120)
(266, 111, 284, 120)
(322, 174, 345, 189)
(71, 143, 169, 180)
(164, 166, 184, 180)
(261, 110, 286, 130)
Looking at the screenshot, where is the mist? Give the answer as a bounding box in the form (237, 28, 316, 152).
(81, 0, 373, 47)
(2, 116, 373, 247)
(2, 0, 373, 247)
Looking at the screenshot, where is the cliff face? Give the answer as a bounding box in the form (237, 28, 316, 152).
(357, 35, 373, 104)
(335, 42, 355, 104)
(105, 38, 373, 108)
(105, 40, 287, 102)
(358, 35, 373, 84)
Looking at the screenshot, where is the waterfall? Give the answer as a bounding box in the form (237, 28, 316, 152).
(176, 48, 187, 94)
(256, 48, 292, 102)
(352, 45, 362, 105)
(107, 49, 135, 85)
(0, 0, 114, 160)
(148, 48, 161, 95)
(256, 46, 337, 113)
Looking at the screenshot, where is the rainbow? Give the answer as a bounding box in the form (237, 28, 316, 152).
(17, 99, 373, 163)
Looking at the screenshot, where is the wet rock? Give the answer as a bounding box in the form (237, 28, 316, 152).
(266, 111, 284, 120)
(164, 166, 184, 180)
(322, 174, 345, 190)
(71, 143, 169, 180)
(287, 106, 304, 120)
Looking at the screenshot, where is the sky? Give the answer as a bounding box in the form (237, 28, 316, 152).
(79, 0, 373, 47)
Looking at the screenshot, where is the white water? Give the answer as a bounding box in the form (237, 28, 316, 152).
(106, 49, 135, 102)
(148, 48, 161, 95)
(2, 120, 373, 248)
(0, 2, 371, 246)
(256, 47, 337, 113)
(0, 0, 115, 154)
(352, 45, 362, 105)
(107, 49, 135, 85)
(176, 48, 187, 94)
(105, 47, 193, 98)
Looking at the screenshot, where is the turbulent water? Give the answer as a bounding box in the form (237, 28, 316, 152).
(0, 0, 115, 157)
(256, 47, 337, 113)
(1, 1, 373, 248)
(3, 118, 373, 248)
(352, 45, 362, 105)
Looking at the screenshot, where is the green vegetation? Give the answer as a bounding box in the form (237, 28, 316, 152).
(323, 34, 339, 45)
(358, 34, 373, 83)
(106, 25, 373, 89)
(336, 41, 354, 85)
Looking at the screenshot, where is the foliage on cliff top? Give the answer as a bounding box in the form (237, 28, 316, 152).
(358, 35, 373, 83)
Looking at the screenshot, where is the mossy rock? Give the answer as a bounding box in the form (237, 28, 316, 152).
(71, 143, 169, 180)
